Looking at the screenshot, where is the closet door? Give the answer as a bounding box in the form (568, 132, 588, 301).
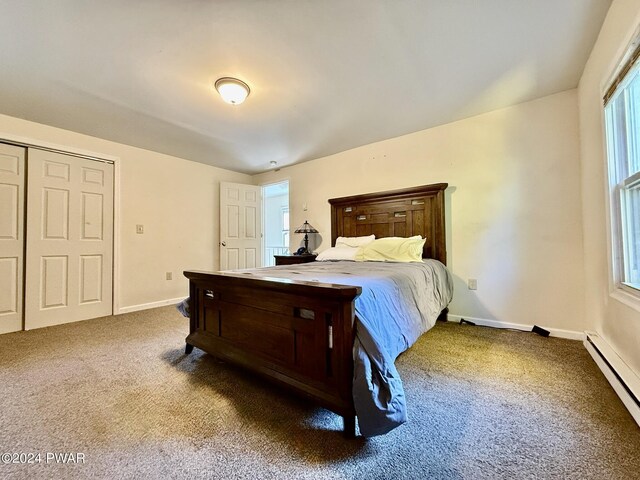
(0, 143, 26, 334)
(25, 149, 113, 329)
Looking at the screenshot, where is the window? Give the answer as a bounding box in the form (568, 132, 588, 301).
(604, 40, 640, 293)
(282, 207, 290, 248)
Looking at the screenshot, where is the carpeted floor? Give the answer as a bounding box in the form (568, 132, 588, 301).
(0, 307, 639, 479)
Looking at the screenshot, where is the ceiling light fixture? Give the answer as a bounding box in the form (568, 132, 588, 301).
(214, 77, 250, 105)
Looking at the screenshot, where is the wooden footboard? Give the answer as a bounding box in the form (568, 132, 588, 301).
(184, 270, 362, 435)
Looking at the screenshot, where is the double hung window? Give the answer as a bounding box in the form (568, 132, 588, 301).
(604, 40, 640, 293)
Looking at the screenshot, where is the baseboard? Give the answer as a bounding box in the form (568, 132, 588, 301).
(117, 297, 185, 315)
(584, 332, 640, 427)
(447, 314, 585, 340)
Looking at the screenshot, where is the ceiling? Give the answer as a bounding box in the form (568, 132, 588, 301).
(0, 0, 611, 174)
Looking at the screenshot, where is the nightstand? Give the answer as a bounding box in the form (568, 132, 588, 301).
(274, 254, 317, 266)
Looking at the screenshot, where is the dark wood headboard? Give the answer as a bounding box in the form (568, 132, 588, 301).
(328, 183, 448, 265)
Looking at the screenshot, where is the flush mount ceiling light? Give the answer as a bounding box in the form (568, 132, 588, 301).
(214, 77, 250, 105)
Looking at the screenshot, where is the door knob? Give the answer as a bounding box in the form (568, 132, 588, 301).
(221, 241, 226, 247)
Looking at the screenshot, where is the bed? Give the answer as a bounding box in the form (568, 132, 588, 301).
(183, 183, 451, 437)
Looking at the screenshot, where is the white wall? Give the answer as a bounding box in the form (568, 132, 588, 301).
(578, 0, 640, 375)
(0, 113, 251, 312)
(255, 90, 585, 333)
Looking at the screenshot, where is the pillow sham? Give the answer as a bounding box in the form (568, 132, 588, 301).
(316, 246, 358, 261)
(335, 234, 375, 248)
(354, 236, 425, 263)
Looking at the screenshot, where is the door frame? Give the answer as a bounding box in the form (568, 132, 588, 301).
(0, 132, 122, 318)
(260, 179, 291, 266)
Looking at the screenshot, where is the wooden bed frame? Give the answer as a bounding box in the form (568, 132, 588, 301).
(183, 183, 448, 437)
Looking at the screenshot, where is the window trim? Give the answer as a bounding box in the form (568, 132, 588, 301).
(603, 38, 640, 106)
(604, 30, 640, 306)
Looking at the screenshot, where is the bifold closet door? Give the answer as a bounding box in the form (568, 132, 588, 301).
(25, 149, 113, 329)
(0, 143, 26, 334)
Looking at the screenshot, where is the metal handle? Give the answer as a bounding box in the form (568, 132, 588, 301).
(221, 241, 226, 247)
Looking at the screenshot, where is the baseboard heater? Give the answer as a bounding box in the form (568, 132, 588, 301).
(584, 332, 640, 427)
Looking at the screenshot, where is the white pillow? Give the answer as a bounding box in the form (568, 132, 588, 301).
(316, 246, 358, 261)
(335, 235, 375, 248)
(355, 236, 425, 262)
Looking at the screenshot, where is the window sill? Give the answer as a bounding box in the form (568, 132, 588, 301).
(622, 281, 640, 292)
(611, 285, 640, 313)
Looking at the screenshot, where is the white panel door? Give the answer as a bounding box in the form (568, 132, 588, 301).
(220, 182, 262, 270)
(0, 143, 26, 334)
(25, 149, 114, 329)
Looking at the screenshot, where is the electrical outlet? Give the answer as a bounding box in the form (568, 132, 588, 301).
(166, 272, 172, 280)
(468, 278, 477, 290)
(136, 224, 144, 234)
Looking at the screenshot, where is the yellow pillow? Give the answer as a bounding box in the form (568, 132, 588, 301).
(355, 236, 425, 262)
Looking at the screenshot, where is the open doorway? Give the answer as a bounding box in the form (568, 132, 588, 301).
(262, 181, 290, 266)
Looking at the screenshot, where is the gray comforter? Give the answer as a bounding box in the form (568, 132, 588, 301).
(235, 259, 453, 437)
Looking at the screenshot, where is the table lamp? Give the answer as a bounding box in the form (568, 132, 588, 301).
(294, 220, 318, 254)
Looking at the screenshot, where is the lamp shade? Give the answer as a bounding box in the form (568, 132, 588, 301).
(294, 221, 318, 234)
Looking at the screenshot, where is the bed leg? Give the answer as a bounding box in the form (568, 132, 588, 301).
(185, 343, 194, 355)
(343, 415, 356, 438)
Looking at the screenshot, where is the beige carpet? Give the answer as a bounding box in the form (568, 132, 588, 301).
(0, 306, 639, 479)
